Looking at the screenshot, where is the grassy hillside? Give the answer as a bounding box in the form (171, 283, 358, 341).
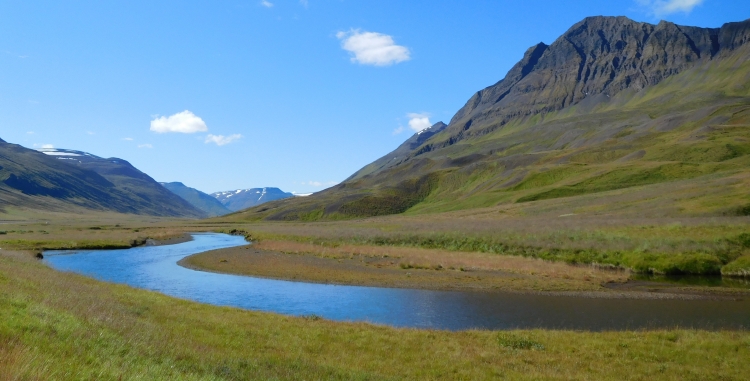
(232, 41, 750, 223)
(0, 144, 205, 218)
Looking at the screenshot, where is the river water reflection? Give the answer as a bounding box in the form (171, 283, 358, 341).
(45, 233, 750, 331)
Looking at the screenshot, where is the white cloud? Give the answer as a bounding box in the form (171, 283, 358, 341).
(392, 126, 404, 135)
(205, 134, 242, 146)
(40, 144, 54, 149)
(138, 144, 153, 149)
(122, 137, 134, 141)
(3, 50, 28, 59)
(150, 110, 208, 134)
(26, 131, 35, 135)
(261, 0, 273, 7)
(336, 29, 411, 66)
(87, 131, 95, 135)
(637, 0, 704, 16)
(407, 113, 431, 133)
(300, 0, 308, 7)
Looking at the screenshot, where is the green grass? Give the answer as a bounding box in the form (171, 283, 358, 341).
(722, 255, 750, 277)
(517, 163, 718, 203)
(234, 221, 750, 276)
(497, 333, 545, 351)
(2, 248, 750, 380)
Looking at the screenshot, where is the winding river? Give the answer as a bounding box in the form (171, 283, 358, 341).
(45, 233, 750, 331)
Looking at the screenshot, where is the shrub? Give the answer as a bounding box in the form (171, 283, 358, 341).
(623, 253, 723, 275)
(721, 256, 750, 277)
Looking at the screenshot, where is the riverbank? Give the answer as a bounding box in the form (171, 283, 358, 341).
(179, 239, 750, 299)
(147, 233, 193, 246)
(2, 247, 750, 380)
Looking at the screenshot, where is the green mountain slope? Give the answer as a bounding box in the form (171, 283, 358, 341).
(227, 16, 750, 222)
(0, 143, 205, 218)
(161, 182, 231, 217)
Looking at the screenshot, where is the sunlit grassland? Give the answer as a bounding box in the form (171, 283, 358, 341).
(183, 239, 631, 292)
(3, 206, 749, 278)
(203, 214, 750, 278)
(1, 249, 749, 380)
(0, 209, 191, 251)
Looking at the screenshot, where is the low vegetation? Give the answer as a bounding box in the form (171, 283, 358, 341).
(181, 239, 630, 292)
(2, 248, 750, 380)
(0, 210, 745, 379)
(199, 216, 750, 278)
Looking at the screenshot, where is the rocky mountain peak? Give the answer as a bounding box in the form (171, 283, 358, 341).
(443, 16, 750, 148)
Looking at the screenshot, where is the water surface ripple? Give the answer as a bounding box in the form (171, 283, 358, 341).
(45, 233, 750, 331)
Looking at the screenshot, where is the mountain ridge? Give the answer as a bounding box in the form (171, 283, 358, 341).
(212, 187, 294, 212)
(161, 182, 231, 217)
(347, 121, 447, 181)
(0, 142, 204, 218)
(224, 15, 750, 221)
(427, 16, 750, 154)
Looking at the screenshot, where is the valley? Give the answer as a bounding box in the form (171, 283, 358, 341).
(1, 11, 750, 380)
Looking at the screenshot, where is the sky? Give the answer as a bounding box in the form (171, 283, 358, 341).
(1, 0, 748, 194)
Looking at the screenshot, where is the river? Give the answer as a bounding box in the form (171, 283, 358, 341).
(44, 233, 750, 331)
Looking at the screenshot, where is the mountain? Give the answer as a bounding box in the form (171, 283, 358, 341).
(348, 122, 448, 181)
(0, 142, 205, 218)
(211, 188, 294, 212)
(434, 16, 750, 149)
(161, 182, 231, 217)
(225, 16, 750, 221)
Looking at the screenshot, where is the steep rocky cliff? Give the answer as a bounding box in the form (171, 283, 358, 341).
(428, 17, 750, 150)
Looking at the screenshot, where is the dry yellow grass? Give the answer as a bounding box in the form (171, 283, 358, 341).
(182, 239, 628, 292)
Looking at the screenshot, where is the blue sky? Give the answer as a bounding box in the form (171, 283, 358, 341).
(1, 0, 747, 194)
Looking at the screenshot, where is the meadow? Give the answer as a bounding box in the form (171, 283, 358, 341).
(1, 210, 749, 379)
(2, 244, 750, 380)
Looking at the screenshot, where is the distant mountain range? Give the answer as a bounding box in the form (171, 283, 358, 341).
(230, 16, 750, 221)
(160, 182, 231, 217)
(0, 137, 295, 217)
(211, 188, 294, 212)
(0, 143, 204, 218)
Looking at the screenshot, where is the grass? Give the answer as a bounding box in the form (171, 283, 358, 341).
(722, 255, 750, 277)
(213, 217, 750, 277)
(0, 212, 747, 378)
(497, 333, 545, 351)
(181, 239, 630, 292)
(2, 247, 750, 380)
